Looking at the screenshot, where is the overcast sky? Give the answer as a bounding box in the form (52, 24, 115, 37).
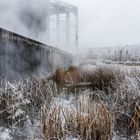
(66, 0, 140, 48)
(0, 0, 140, 48)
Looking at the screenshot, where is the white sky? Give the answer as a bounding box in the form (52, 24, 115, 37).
(66, 0, 140, 48)
(0, 0, 140, 48)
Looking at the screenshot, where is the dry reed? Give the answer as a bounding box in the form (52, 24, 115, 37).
(41, 100, 112, 140)
(53, 65, 83, 87)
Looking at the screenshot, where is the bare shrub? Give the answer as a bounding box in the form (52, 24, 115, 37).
(88, 66, 124, 92)
(53, 65, 83, 87)
(52, 68, 66, 87)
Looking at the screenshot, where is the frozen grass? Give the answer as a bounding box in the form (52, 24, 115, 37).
(0, 76, 55, 131)
(0, 65, 140, 139)
(41, 101, 112, 140)
(52, 65, 140, 139)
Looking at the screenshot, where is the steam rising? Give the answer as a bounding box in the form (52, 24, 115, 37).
(0, 0, 50, 42)
(1, 0, 140, 47)
(18, 0, 49, 38)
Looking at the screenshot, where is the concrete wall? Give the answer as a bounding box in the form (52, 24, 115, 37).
(0, 28, 73, 81)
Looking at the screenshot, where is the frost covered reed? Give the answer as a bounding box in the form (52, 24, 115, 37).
(0, 76, 55, 127)
(41, 100, 112, 140)
(0, 65, 140, 139)
(52, 65, 140, 138)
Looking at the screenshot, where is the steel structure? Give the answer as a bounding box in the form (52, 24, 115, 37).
(46, 0, 78, 48)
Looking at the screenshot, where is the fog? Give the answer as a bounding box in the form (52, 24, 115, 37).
(1, 0, 140, 48)
(63, 0, 140, 48)
(0, 0, 50, 40)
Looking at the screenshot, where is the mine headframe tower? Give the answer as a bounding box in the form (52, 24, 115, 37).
(46, 0, 78, 48)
